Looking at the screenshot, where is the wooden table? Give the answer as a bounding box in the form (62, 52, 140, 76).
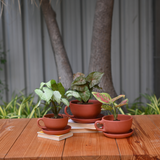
(0, 115, 160, 160)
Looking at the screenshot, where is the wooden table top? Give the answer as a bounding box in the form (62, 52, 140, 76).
(0, 115, 160, 160)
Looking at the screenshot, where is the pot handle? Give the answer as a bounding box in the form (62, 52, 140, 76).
(64, 106, 74, 118)
(94, 120, 105, 132)
(37, 118, 45, 129)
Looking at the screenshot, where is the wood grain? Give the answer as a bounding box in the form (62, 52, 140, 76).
(0, 118, 30, 160)
(116, 115, 160, 160)
(5, 118, 65, 160)
(63, 132, 120, 160)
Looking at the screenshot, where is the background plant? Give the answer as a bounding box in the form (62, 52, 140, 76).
(65, 72, 104, 103)
(124, 94, 160, 115)
(92, 92, 128, 120)
(35, 79, 70, 118)
(0, 92, 48, 119)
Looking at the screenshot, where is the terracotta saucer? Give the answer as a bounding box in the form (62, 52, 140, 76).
(103, 129, 134, 139)
(71, 114, 104, 123)
(41, 125, 71, 135)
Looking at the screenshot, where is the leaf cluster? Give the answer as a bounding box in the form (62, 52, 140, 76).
(66, 72, 104, 103)
(0, 92, 47, 119)
(124, 94, 160, 115)
(35, 80, 70, 118)
(92, 92, 128, 120)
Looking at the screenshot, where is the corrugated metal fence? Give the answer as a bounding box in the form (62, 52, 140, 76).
(0, 0, 153, 104)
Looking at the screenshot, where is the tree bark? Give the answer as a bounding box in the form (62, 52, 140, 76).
(40, 0, 73, 89)
(89, 0, 127, 113)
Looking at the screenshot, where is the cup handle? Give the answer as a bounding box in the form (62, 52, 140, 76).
(95, 120, 105, 132)
(64, 106, 74, 118)
(37, 118, 45, 129)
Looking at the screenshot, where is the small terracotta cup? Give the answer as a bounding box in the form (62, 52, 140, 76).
(65, 100, 102, 119)
(95, 114, 132, 134)
(37, 114, 68, 130)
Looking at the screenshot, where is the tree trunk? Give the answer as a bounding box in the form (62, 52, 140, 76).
(40, 0, 73, 89)
(89, 0, 127, 113)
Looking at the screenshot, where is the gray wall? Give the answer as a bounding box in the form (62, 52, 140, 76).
(0, 0, 153, 104)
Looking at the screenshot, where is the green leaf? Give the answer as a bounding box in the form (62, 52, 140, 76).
(86, 72, 104, 88)
(65, 90, 81, 99)
(39, 80, 56, 89)
(71, 84, 86, 92)
(51, 83, 58, 91)
(92, 92, 111, 104)
(61, 98, 69, 106)
(57, 83, 65, 97)
(79, 86, 90, 103)
(101, 104, 113, 111)
(28, 101, 41, 118)
(52, 91, 61, 104)
(71, 75, 86, 86)
(35, 87, 53, 103)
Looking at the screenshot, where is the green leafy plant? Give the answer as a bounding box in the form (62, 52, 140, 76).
(92, 92, 128, 120)
(35, 79, 70, 119)
(65, 72, 104, 103)
(0, 92, 46, 119)
(126, 94, 160, 115)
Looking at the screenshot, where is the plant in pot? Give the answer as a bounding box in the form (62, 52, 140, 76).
(35, 79, 70, 132)
(64, 72, 104, 121)
(92, 92, 133, 137)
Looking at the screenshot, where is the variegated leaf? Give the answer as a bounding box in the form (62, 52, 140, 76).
(109, 95, 125, 103)
(79, 86, 90, 103)
(71, 75, 86, 86)
(101, 104, 113, 111)
(73, 72, 85, 80)
(92, 92, 111, 104)
(86, 72, 104, 88)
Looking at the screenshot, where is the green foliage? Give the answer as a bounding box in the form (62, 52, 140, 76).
(92, 92, 128, 120)
(66, 72, 104, 103)
(125, 94, 160, 115)
(35, 80, 70, 118)
(0, 92, 48, 119)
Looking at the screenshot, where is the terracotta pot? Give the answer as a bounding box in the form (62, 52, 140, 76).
(65, 100, 102, 119)
(95, 114, 132, 134)
(37, 114, 68, 130)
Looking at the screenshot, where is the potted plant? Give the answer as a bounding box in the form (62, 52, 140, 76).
(35, 79, 70, 130)
(64, 72, 104, 119)
(92, 92, 132, 134)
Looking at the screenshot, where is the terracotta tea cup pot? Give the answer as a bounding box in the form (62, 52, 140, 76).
(37, 114, 68, 130)
(95, 114, 132, 134)
(65, 100, 102, 119)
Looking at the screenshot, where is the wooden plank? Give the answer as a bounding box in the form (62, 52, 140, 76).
(63, 132, 120, 160)
(116, 115, 160, 159)
(0, 119, 30, 160)
(148, 115, 160, 129)
(5, 118, 65, 160)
